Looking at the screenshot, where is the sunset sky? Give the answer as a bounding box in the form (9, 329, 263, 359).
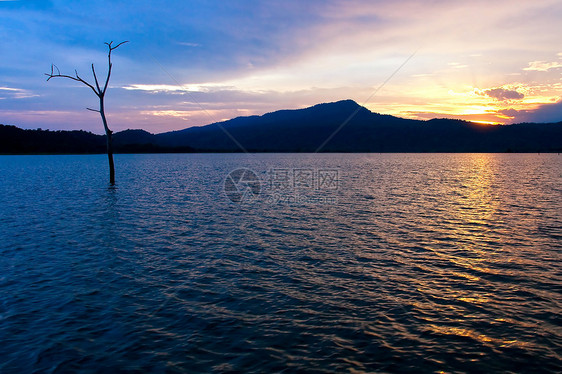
(1, 0, 561, 134)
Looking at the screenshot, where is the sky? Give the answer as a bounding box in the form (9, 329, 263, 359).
(1, 0, 561, 134)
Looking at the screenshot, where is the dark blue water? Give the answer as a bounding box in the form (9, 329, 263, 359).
(1, 153, 561, 373)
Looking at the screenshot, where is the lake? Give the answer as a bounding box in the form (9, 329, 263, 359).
(0, 153, 561, 373)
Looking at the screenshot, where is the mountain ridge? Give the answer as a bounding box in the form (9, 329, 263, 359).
(2, 100, 561, 153)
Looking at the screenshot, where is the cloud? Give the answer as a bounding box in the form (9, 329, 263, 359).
(498, 108, 520, 118)
(176, 42, 201, 47)
(523, 61, 562, 71)
(122, 83, 239, 96)
(480, 87, 524, 101)
(3, 0, 562, 132)
(502, 98, 562, 123)
(0, 86, 37, 99)
(123, 84, 192, 93)
(447, 62, 468, 69)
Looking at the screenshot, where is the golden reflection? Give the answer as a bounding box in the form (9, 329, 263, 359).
(427, 324, 522, 348)
(417, 155, 507, 307)
(457, 296, 490, 304)
(450, 271, 480, 282)
(433, 254, 501, 276)
(415, 286, 491, 306)
(447, 154, 501, 245)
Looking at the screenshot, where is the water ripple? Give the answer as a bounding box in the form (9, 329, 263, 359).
(0, 153, 561, 373)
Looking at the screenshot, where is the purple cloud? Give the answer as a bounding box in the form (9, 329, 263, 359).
(482, 88, 524, 101)
(503, 99, 562, 123)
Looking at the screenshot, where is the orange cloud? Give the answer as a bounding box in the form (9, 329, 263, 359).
(523, 61, 562, 71)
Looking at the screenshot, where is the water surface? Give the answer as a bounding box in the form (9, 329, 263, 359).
(0, 153, 560, 373)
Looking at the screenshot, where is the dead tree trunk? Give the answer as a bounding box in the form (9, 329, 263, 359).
(46, 41, 128, 185)
(99, 97, 115, 184)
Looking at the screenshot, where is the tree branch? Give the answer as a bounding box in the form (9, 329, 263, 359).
(102, 41, 128, 94)
(45, 64, 100, 96)
(112, 41, 129, 50)
(103, 62, 112, 96)
(45, 41, 128, 102)
(86, 107, 100, 113)
(91, 64, 102, 94)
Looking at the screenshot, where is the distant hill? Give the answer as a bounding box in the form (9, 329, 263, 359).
(0, 126, 195, 154)
(0, 125, 106, 154)
(153, 100, 562, 152)
(2, 100, 562, 153)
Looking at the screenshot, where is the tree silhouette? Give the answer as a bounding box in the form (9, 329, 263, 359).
(46, 41, 128, 185)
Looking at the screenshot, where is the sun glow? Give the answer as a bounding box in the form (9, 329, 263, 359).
(362, 80, 561, 124)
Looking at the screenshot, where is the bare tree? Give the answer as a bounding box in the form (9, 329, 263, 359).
(46, 41, 128, 185)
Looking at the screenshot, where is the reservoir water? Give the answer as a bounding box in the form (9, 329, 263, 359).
(0, 153, 560, 372)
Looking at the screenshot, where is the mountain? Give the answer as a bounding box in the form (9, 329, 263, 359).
(155, 100, 381, 151)
(0, 125, 106, 154)
(153, 100, 562, 152)
(0, 126, 195, 154)
(113, 129, 195, 153)
(1, 100, 561, 153)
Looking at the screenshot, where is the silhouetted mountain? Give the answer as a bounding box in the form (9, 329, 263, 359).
(153, 100, 562, 152)
(1, 100, 561, 154)
(0, 125, 106, 154)
(113, 129, 157, 146)
(112, 129, 192, 153)
(0, 125, 194, 154)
